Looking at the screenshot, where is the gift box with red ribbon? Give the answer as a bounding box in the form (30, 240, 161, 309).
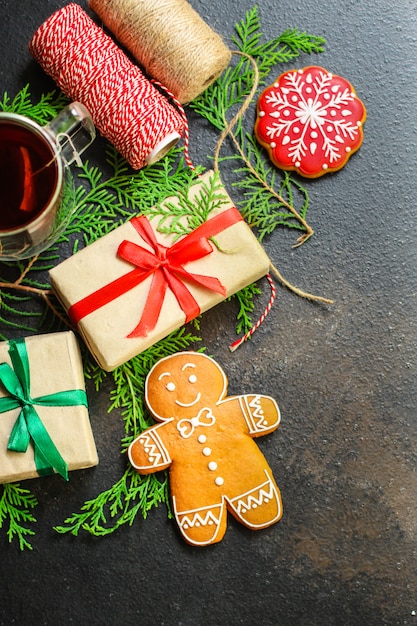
(0, 331, 98, 484)
(49, 171, 270, 371)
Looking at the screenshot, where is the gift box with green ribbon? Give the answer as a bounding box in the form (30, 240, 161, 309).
(0, 331, 98, 483)
(49, 171, 270, 371)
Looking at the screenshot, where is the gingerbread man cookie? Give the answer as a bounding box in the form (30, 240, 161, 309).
(128, 351, 283, 546)
(255, 65, 366, 178)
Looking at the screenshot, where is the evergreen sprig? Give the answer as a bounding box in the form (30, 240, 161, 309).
(190, 6, 325, 129)
(190, 5, 324, 244)
(223, 130, 310, 241)
(54, 467, 170, 537)
(230, 282, 263, 335)
(55, 328, 201, 537)
(143, 170, 229, 239)
(0, 84, 69, 125)
(0, 483, 38, 550)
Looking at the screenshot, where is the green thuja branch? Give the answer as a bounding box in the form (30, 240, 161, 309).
(55, 329, 201, 537)
(220, 127, 312, 245)
(0, 483, 38, 550)
(230, 282, 263, 335)
(0, 85, 69, 125)
(54, 467, 170, 537)
(191, 5, 325, 245)
(190, 6, 325, 130)
(143, 170, 228, 238)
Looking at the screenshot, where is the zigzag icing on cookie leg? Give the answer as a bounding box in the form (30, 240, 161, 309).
(227, 470, 282, 528)
(172, 497, 227, 546)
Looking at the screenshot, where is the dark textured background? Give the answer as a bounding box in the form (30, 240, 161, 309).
(0, 0, 416, 624)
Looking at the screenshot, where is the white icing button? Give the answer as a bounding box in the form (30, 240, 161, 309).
(198, 434, 207, 444)
(208, 461, 218, 471)
(202, 447, 212, 456)
(322, 164, 328, 170)
(259, 110, 265, 117)
(215, 477, 224, 486)
(346, 146, 351, 153)
(270, 141, 276, 148)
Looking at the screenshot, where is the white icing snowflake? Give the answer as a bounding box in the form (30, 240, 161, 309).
(255, 66, 366, 177)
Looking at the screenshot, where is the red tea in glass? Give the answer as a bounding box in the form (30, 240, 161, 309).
(0, 104, 95, 260)
(0, 122, 58, 230)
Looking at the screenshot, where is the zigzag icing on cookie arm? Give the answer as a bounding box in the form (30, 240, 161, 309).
(128, 421, 172, 472)
(238, 395, 281, 435)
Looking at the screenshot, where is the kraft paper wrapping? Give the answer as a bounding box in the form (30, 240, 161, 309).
(49, 172, 270, 371)
(0, 331, 98, 484)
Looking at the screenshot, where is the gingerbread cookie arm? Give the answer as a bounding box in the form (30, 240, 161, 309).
(128, 422, 172, 473)
(237, 394, 280, 437)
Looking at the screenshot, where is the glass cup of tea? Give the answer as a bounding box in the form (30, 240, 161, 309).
(0, 102, 96, 260)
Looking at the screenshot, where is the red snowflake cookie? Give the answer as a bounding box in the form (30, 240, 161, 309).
(254, 66, 366, 178)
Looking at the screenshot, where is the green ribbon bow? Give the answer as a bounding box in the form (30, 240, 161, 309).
(0, 337, 88, 481)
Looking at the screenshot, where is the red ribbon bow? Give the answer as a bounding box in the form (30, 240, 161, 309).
(68, 207, 243, 338)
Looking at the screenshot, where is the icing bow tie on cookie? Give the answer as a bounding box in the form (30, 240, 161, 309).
(177, 408, 216, 439)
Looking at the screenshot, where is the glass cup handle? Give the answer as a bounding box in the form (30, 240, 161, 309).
(44, 102, 96, 166)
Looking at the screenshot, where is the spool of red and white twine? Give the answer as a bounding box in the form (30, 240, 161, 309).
(29, 3, 188, 170)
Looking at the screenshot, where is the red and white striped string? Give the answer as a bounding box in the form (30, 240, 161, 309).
(29, 3, 191, 170)
(229, 273, 276, 352)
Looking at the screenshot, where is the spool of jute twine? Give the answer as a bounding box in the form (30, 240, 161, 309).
(88, 0, 232, 104)
(29, 3, 188, 170)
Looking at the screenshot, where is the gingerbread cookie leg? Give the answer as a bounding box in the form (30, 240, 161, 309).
(172, 496, 228, 546)
(227, 469, 282, 529)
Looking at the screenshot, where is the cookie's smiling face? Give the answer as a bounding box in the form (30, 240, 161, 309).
(145, 352, 227, 421)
